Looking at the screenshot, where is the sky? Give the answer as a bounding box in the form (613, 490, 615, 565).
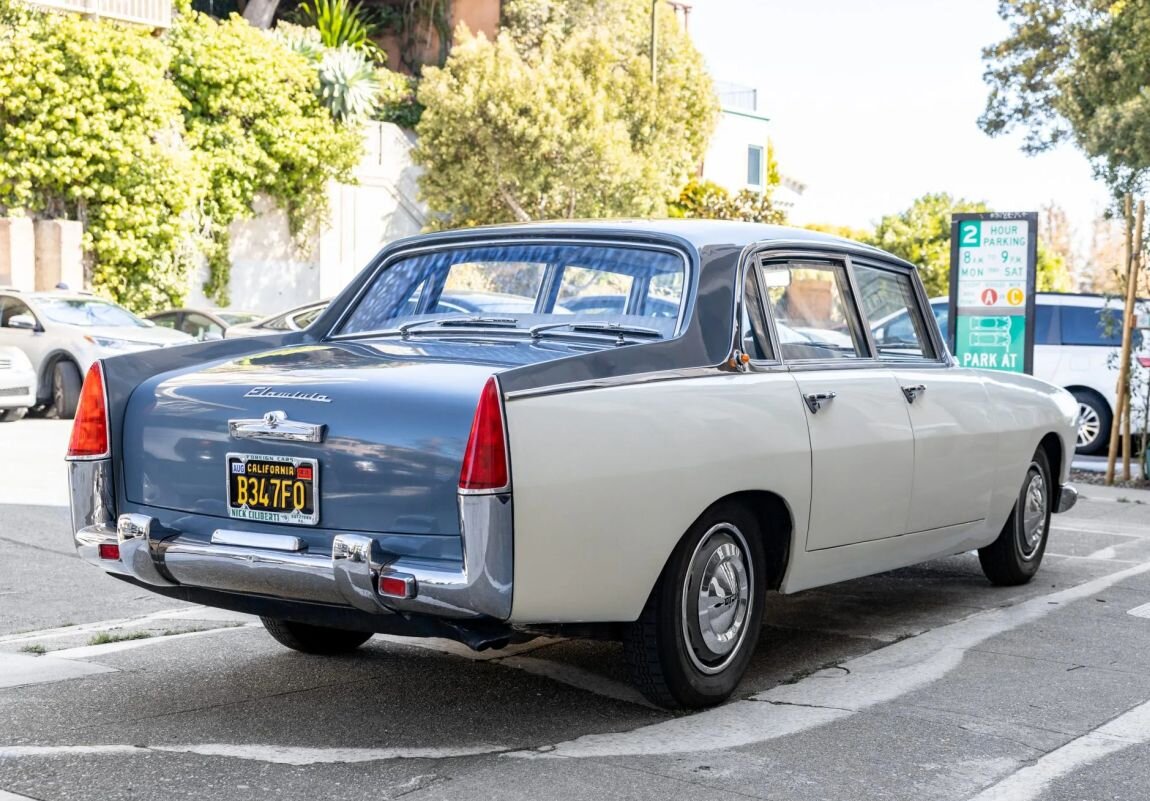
(689, 0, 1114, 257)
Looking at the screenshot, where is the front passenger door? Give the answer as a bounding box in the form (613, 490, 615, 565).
(758, 258, 916, 550)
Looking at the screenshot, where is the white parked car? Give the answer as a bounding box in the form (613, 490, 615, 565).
(67, 222, 1079, 708)
(0, 290, 194, 418)
(0, 345, 36, 422)
(873, 293, 1149, 454)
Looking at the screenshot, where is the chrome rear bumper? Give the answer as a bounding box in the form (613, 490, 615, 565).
(69, 460, 512, 620)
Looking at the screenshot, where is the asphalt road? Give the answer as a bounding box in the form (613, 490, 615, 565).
(3, 421, 1150, 800)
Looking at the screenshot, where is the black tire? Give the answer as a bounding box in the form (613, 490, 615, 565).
(45, 360, 82, 420)
(623, 502, 765, 709)
(0, 408, 26, 423)
(1071, 389, 1110, 455)
(979, 448, 1053, 586)
(260, 617, 373, 655)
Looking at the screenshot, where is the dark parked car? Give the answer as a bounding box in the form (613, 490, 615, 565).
(147, 308, 261, 341)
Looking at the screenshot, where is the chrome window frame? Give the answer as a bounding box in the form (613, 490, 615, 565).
(737, 245, 953, 373)
(325, 237, 695, 343)
(849, 258, 943, 364)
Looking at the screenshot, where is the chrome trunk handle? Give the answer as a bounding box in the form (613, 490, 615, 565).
(901, 384, 927, 404)
(228, 410, 326, 443)
(804, 391, 837, 414)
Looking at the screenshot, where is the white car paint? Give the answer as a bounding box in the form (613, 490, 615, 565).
(0, 346, 36, 413)
(505, 362, 1077, 623)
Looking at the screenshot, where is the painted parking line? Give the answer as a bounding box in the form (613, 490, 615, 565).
(0, 607, 251, 646)
(0, 653, 116, 690)
(0, 789, 40, 800)
(964, 697, 1150, 801)
(1127, 602, 1150, 619)
(0, 743, 507, 765)
(511, 558, 1150, 759)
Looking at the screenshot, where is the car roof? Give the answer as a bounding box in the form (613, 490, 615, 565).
(383, 219, 917, 271)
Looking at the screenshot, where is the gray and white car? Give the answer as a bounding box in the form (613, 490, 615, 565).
(0, 290, 193, 418)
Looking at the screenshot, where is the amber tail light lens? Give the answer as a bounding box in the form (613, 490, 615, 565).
(458, 376, 509, 492)
(66, 363, 110, 460)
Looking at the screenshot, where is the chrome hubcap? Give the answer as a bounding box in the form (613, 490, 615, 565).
(1019, 468, 1047, 559)
(1077, 402, 1101, 448)
(682, 524, 753, 675)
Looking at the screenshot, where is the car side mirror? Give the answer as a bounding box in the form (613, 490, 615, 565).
(7, 314, 39, 331)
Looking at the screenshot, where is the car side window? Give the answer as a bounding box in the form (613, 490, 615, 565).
(741, 267, 774, 361)
(759, 261, 865, 361)
(184, 313, 223, 340)
(1061, 305, 1123, 346)
(150, 312, 178, 329)
(852, 264, 936, 360)
(1034, 304, 1059, 345)
(0, 298, 33, 328)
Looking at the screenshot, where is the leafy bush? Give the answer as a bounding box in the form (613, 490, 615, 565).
(0, 4, 364, 311)
(295, 0, 385, 62)
(668, 179, 786, 225)
(0, 3, 198, 310)
(376, 69, 423, 129)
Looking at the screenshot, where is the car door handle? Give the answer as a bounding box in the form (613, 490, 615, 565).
(901, 384, 927, 404)
(804, 391, 837, 414)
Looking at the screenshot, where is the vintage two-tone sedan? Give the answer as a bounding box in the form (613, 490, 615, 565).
(67, 221, 1079, 708)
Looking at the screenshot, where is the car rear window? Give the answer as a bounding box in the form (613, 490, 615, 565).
(337, 242, 687, 337)
(1060, 306, 1123, 347)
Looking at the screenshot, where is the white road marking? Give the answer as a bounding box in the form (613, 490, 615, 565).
(0, 607, 251, 645)
(47, 624, 257, 660)
(509, 559, 1150, 759)
(0, 653, 116, 689)
(1041, 553, 1139, 564)
(0, 789, 39, 800)
(1127, 602, 1150, 619)
(0, 743, 506, 765)
(964, 698, 1150, 801)
(1086, 546, 1118, 560)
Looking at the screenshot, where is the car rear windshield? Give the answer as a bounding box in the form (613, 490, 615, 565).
(337, 242, 687, 337)
(36, 298, 146, 327)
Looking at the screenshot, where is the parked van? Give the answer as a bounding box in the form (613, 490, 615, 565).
(873, 293, 1148, 455)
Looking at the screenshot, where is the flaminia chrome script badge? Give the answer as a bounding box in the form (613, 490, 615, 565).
(244, 386, 333, 403)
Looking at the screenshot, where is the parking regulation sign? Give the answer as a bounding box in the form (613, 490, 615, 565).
(948, 212, 1038, 374)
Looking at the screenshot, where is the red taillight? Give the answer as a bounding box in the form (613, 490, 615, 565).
(98, 543, 120, 561)
(66, 363, 109, 459)
(378, 573, 415, 599)
(459, 377, 509, 492)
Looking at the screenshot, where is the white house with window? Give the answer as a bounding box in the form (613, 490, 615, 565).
(701, 82, 806, 213)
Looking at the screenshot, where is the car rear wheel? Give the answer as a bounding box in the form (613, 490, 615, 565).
(978, 448, 1052, 586)
(260, 617, 373, 655)
(623, 502, 765, 709)
(46, 360, 82, 420)
(0, 408, 26, 423)
(1071, 389, 1110, 455)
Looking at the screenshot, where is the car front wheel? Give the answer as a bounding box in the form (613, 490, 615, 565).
(1072, 389, 1110, 455)
(46, 360, 82, 420)
(623, 502, 765, 708)
(978, 448, 1052, 586)
(260, 617, 373, 655)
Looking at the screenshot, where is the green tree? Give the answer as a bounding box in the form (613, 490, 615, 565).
(981, 1, 1150, 194)
(668, 179, 786, 224)
(414, 0, 717, 227)
(870, 193, 1074, 296)
(870, 194, 989, 297)
(0, 4, 199, 310)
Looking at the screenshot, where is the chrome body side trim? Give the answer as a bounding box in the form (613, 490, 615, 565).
(211, 530, 305, 552)
(1056, 483, 1079, 514)
(228, 411, 326, 443)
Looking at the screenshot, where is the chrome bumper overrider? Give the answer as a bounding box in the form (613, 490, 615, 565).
(1056, 483, 1078, 514)
(69, 459, 512, 620)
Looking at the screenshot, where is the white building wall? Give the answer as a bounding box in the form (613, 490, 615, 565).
(701, 109, 772, 194)
(186, 122, 426, 315)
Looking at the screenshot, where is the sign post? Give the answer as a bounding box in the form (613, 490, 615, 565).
(948, 212, 1038, 374)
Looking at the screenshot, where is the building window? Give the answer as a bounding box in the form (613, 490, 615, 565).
(747, 145, 764, 187)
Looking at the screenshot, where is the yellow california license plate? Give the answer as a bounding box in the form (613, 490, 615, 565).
(226, 452, 319, 526)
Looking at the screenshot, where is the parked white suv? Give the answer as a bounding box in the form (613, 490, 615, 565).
(0, 290, 193, 418)
(873, 293, 1146, 454)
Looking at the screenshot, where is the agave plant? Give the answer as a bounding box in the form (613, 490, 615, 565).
(317, 44, 381, 123)
(296, 0, 385, 63)
(274, 22, 325, 64)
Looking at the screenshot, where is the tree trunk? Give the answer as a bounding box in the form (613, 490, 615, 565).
(1125, 201, 1146, 479)
(1107, 194, 1138, 484)
(498, 186, 531, 223)
(242, 0, 280, 29)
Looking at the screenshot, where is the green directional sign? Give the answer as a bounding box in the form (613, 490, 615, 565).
(948, 213, 1038, 374)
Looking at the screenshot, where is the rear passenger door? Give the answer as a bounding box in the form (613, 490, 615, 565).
(854, 260, 995, 532)
(756, 256, 916, 550)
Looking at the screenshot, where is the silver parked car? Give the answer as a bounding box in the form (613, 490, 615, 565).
(0, 345, 36, 422)
(224, 300, 329, 338)
(0, 290, 193, 418)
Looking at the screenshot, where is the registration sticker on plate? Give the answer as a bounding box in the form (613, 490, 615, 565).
(226, 452, 319, 526)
